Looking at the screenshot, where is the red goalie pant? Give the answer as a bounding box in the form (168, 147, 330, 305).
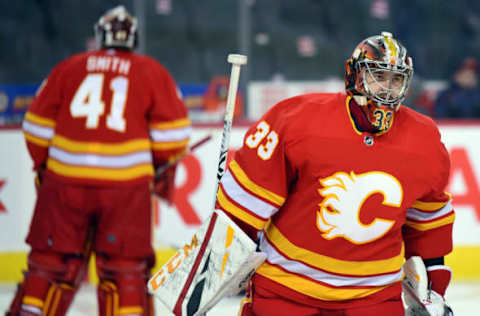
(27, 176, 154, 258)
(239, 283, 404, 316)
(6, 176, 155, 316)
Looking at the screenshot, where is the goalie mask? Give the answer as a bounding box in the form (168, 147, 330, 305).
(94, 5, 138, 50)
(345, 31, 413, 133)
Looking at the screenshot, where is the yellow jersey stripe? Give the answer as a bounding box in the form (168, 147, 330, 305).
(22, 296, 44, 308)
(47, 158, 154, 180)
(52, 135, 151, 155)
(229, 160, 285, 207)
(24, 112, 56, 127)
(256, 263, 387, 301)
(48, 286, 62, 316)
(411, 193, 451, 211)
(217, 186, 267, 230)
(266, 224, 404, 276)
(43, 286, 55, 315)
(150, 118, 191, 130)
(152, 139, 189, 150)
(238, 297, 252, 316)
(119, 306, 144, 314)
(24, 132, 50, 147)
(405, 213, 455, 231)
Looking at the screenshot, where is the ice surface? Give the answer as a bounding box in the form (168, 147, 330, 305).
(1, 281, 478, 315)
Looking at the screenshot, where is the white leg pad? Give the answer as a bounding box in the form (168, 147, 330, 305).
(148, 210, 266, 316)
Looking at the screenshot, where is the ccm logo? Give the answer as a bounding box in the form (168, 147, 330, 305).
(149, 234, 199, 291)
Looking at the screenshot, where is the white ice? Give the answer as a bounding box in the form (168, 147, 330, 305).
(1, 281, 479, 315)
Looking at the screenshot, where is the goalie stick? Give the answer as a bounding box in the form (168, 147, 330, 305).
(212, 54, 248, 205)
(148, 54, 255, 316)
(176, 53, 248, 315)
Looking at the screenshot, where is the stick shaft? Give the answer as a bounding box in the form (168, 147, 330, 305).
(213, 57, 246, 205)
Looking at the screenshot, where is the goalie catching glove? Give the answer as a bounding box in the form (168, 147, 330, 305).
(148, 210, 266, 316)
(402, 256, 453, 316)
(152, 165, 177, 204)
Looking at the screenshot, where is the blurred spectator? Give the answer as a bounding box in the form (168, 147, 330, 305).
(403, 76, 434, 116)
(434, 57, 480, 118)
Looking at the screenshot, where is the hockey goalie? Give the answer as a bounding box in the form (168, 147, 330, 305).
(149, 31, 455, 316)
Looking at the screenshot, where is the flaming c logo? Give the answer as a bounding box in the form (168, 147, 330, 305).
(317, 171, 403, 244)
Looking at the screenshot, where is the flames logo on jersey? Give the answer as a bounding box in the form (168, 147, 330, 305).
(316, 171, 403, 244)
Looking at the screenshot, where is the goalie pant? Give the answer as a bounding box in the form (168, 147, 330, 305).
(6, 178, 156, 316)
(239, 279, 404, 316)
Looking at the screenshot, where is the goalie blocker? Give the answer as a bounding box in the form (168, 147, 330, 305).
(148, 210, 266, 316)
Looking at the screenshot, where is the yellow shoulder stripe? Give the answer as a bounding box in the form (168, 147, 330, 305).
(150, 118, 191, 130)
(152, 139, 189, 150)
(217, 186, 267, 230)
(229, 160, 285, 207)
(405, 213, 455, 231)
(52, 135, 151, 154)
(411, 193, 452, 211)
(25, 112, 56, 127)
(24, 132, 50, 147)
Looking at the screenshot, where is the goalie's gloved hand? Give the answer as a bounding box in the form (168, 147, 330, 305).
(425, 266, 453, 316)
(423, 290, 453, 316)
(405, 290, 453, 316)
(427, 266, 451, 297)
(152, 165, 176, 204)
(403, 257, 454, 316)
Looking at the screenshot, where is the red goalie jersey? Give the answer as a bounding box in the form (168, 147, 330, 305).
(22, 48, 190, 186)
(217, 92, 454, 309)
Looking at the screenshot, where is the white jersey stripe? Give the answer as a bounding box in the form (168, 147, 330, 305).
(407, 201, 453, 221)
(49, 146, 152, 168)
(22, 120, 54, 140)
(150, 126, 192, 142)
(222, 169, 278, 219)
(259, 237, 403, 287)
(21, 304, 42, 315)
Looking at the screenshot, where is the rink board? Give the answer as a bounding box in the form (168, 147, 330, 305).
(1, 124, 480, 282)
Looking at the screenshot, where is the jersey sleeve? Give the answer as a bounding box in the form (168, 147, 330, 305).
(216, 100, 297, 233)
(403, 130, 455, 259)
(146, 60, 191, 169)
(22, 61, 65, 170)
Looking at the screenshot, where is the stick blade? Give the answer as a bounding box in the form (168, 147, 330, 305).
(227, 54, 247, 65)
